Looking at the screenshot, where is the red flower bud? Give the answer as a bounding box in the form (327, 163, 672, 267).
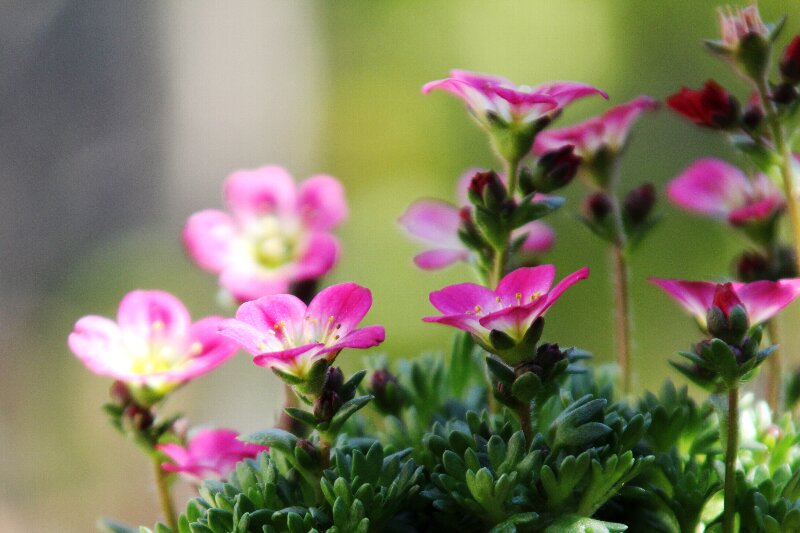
(666, 80, 739, 129)
(712, 282, 744, 318)
(583, 192, 612, 221)
(781, 35, 800, 84)
(623, 183, 656, 224)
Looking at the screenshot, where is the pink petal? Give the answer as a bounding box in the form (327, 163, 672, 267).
(533, 81, 609, 108)
(495, 265, 556, 304)
(540, 267, 590, 314)
(117, 290, 192, 341)
(428, 282, 497, 315)
(305, 283, 373, 337)
(293, 233, 339, 281)
(479, 298, 549, 339)
(182, 209, 237, 273)
(601, 96, 659, 148)
(298, 175, 348, 232)
(158, 443, 191, 467)
(252, 343, 324, 368)
(517, 222, 555, 254)
(667, 158, 751, 219)
(224, 166, 297, 218)
(320, 325, 386, 353)
(233, 294, 307, 343)
(728, 196, 784, 225)
(68, 315, 125, 377)
(414, 248, 469, 270)
(176, 317, 239, 379)
(219, 266, 291, 303)
(218, 318, 284, 356)
(422, 314, 485, 338)
(649, 278, 717, 324)
(398, 200, 462, 247)
(736, 279, 800, 324)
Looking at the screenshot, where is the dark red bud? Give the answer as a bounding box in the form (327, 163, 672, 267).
(711, 282, 744, 318)
(313, 390, 342, 422)
(771, 82, 798, 105)
(735, 251, 771, 282)
(110, 381, 132, 407)
(123, 404, 154, 432)
(584, 192, 613, 221)
(623, 183, 656, 224)
(781, 35, 800, 84)
(322, 366, 344, 393)
(534, 145, 581, 192)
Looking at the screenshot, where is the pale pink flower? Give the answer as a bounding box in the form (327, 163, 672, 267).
(650, 277, 800, 330)
(667, 158, 784, 226)
(219, 283, 385, 378)
(68, 290, 238, 400)
(534, 96, 658, 158)
(422, 70, 607, 127)
(158, 428, 267, 482)
(399, 170, 555, 270)
(718, 5, 768, 49)
(423, 265, 589, 345)
(183, 166, 347, 303)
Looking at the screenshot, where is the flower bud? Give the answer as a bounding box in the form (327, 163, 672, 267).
(781, 35, 800, 84)
(526, 145, 581, 194)
(706, 283, 749, 344)
(741, 97, 764, 131)
(515, 343, 567, 382)
(295, 438, 321, 467)
(368, 369, 405, 415)
(110, 381, 132, 407)
(735, 251, 771, 282)
(666, 80, 739, 129)
(322, 366, 344, 393)
(313, 390, 342, 422)
(123, 404, 154, 432)
(623, 183, 656, 224)
(771, 82, 798, 106)
(467, 170, 507, 210)
(583, 192, 612, 222)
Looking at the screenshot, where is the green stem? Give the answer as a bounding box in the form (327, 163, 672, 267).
(516, 401, 533, 447)
(490, 157, 520, 288)
(766, 320, 782, 414)
(723, 387, 739, 533)
(153, 456, 177, 530)
(756, 77, 800, 275)
(606, 161, 633, 395)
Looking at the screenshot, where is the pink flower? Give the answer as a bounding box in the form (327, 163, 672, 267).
(666, 158, 784, 226)
(68, 291, 238, 401)
(422, 70, 607, 127)
(423, 265, 589, 345)
(398, 170, 555, 270)
(534, 96, 658, 158)
(158, 428, 267, 482)
(649, 277, 800, 330)
(718, 5, 768, 49)
(218, 282, 385, 377)
(183, 166, 347, 303)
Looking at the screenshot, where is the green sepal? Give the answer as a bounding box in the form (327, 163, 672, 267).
(511, 194, 564, 228)
(489, 329, 516, 351)
(324, 394, 373, 434)
(474, 205, 509, 251)
(486, 355, 515, 385)
(707, 339, 739, 388)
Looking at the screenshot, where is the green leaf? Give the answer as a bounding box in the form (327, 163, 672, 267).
(98, 519, 140, 533)
(284, 407, 317, 427)
(327, 395, 373, 433)
(511, 372, 541, 403)
(486, 355, 515, 384)
(241, 428, 297, 454)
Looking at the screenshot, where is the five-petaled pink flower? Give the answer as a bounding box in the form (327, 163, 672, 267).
(68, 290, 238, 401)
(534, 96, 658, 158)
(649, 277, 800, 330)
(218, 282, 385, 378)
(183, 165, 347, 303)
(158, 428, 267, 482)
(423, 265, 589, 345)
(667, 158, 784, 226)
(399, 170, 555, 270)
(422, 70, 607, 127)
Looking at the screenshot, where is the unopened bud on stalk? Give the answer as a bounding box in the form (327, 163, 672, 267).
(368, 369, 405, 415)
(523, 145, 581, 194)
(584, 192, 613, 222)
(467, 170, 507, 210)
(781, 35, 800, 84)
(313, 390, 342, 422)
(706, 283, 749, 344)
(110, 381, 132, 407)
(123, 404, 154, 432)
(623, 183, 656, 224)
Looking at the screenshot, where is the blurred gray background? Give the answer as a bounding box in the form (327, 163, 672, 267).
(1, 1, 798, 530)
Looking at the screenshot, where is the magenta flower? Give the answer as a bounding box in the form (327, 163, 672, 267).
(422, 70, 607, 127)
(218, 282, 385, 378)
(399, 170, 555, 270)
(534, 96, 658, 158)
(423, 265, 589, 346)
(158, 428, 267, 482)
(649, 277, 800, 330)
(183, 166, 347, 303)
(68, 290, 238, 402)
(667, 158, 784, 226)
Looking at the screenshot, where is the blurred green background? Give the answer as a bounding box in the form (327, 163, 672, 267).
(2, 1, 799, 530)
